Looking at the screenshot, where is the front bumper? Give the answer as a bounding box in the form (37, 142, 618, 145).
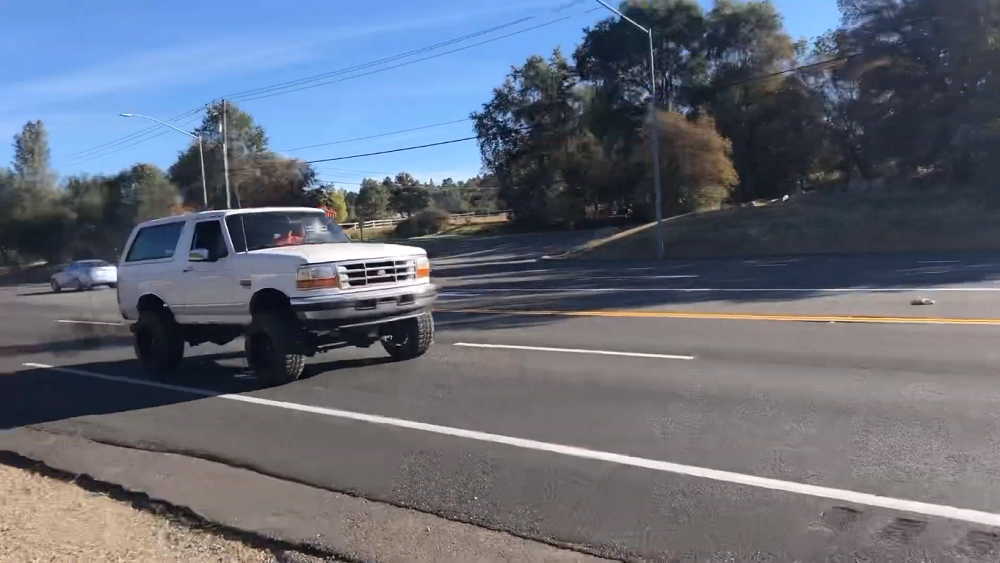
(289, 283, 438, 328)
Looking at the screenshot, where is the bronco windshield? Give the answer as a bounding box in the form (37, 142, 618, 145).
(226, 211, 350, 252)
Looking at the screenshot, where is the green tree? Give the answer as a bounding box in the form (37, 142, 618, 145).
(355, 178, 390, 220)
(13, 120, 56, 190)
(8, 121, 73, 262)
(129, 164, 181, 223)
(472, 49, 579, 225)
(0, 168, 17, 263)
(169, 101, 305, 209)
(311, 185, 349, 219)
(389, 172, 431, 217)
(342, 189, 358, 220)
(693, 0, 806, 201)
(575, 0, 706, 112)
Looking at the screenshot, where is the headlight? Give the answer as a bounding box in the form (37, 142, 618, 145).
(415, 255, 430, 279)
(296, 264, 343, 290)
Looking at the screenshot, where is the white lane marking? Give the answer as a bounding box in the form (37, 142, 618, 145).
(452, 342, 694, 360)
(442, 287, 1000, 293)
(592, 275, 699, 280)
(902, 269, 951, 276)
(435, 258, 538, 268)
(56, 319, 124, 326)
(22, 361, 1000, 528)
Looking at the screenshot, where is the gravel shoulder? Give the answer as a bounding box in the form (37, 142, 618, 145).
(0, 461, 284, 563)
(0, 428, 609, 563)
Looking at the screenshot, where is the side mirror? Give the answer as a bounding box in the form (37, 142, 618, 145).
(189, 248, 210, 262)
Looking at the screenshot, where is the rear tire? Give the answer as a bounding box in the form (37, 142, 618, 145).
(133, 310, 184, 374)
(381, 312, 434, 361)
(245, 312, 306, 386)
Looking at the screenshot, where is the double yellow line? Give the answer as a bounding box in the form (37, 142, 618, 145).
(441, 308, 1000, 326)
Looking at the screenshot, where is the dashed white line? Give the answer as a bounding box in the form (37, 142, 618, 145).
(440, 287, 1000, 293)
(22, 361, 1000, 528)
(592, 275, 699, 280)
(453, 342, 694, 360)
(56, 319, 124, 326)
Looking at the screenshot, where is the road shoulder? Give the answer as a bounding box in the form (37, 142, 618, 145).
(0, 427, 609, 563)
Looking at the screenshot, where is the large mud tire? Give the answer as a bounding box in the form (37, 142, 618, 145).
(134, 310, 184, 374)
(381, 312, 434, 361)
(245, 312, 307, 386)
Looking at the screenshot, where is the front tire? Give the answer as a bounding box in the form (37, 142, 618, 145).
(245, 312, 306, 386)
(50, 280, 61, 293)
(381, 312, 434, 361)
(133, 310, 184, 374)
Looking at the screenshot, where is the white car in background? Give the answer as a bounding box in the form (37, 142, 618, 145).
(50, 260, 118, 292)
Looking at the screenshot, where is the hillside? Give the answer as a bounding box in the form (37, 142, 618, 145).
(577, 188, 1000, 260)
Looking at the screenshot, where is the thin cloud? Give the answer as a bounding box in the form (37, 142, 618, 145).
(1, 2, 550, 114)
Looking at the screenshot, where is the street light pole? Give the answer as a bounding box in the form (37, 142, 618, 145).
(221, 99, 232, 209)
(119, 113, 208, 208)
(592, 0, 664, 260)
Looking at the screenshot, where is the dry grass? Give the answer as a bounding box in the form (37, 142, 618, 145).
(578, 188, 1000, 260)
(342, 225, 394, 241)
(448, 215, 509, 225)
(0, 464, 277, 563)
(345, 215, 510, 240)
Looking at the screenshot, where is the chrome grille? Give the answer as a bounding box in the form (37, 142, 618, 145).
(339, 258, 416, 288)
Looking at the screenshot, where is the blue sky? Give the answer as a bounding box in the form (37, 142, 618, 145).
(1, 0, 838, 191)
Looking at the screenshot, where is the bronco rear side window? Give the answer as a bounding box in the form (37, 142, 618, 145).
(125, 222, 185, 262)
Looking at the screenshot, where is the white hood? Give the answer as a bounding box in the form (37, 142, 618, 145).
(249, 242, 425, 263)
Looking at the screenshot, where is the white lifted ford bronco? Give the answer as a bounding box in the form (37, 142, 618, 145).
(116, 207, 437, 385)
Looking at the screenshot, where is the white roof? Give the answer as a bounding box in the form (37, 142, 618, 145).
(136, 207, 325, 228)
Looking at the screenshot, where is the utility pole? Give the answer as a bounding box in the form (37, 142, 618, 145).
(221, 99, 232, 209)
(593, 0, 664, 259)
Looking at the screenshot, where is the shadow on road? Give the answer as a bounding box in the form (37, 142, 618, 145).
(0, 351, 393, 430)
(434, 250, 1000, 332)
(413, 230, 599, 262)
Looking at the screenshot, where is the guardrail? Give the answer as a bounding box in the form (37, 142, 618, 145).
(340, 210, 510, 230)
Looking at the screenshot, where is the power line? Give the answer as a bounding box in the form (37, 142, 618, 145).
(56, 8, 584, 169)
(222, 17, 536, 101)
(314, 165, 396, 176)
(230, 15, 576, 104)
(281, 118, 471, 152)
(58, 105, 205, 162)
(306, 136, 478, 163)
(226, 2, 598, 104)
(58, 114, 203, 168)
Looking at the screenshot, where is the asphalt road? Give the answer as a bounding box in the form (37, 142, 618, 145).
(5, 249, 1000, 560)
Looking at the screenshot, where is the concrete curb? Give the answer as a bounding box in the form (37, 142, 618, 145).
(0, 428, 613, 563)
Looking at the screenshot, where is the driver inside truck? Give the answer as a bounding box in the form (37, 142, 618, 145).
(274, 219, 305, 246)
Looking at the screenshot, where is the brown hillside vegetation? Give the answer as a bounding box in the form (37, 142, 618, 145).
(578, 188, 1000, 260)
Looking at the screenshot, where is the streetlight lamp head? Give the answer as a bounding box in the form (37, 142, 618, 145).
(119, 113, 134, 117)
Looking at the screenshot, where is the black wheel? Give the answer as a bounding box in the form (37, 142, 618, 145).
(245, 312, 306, 386)
(381, 312, 434, 361)
(108, 282, 117, 289)
(133, 310, 184, 374)
(50, 280, 61, 293)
